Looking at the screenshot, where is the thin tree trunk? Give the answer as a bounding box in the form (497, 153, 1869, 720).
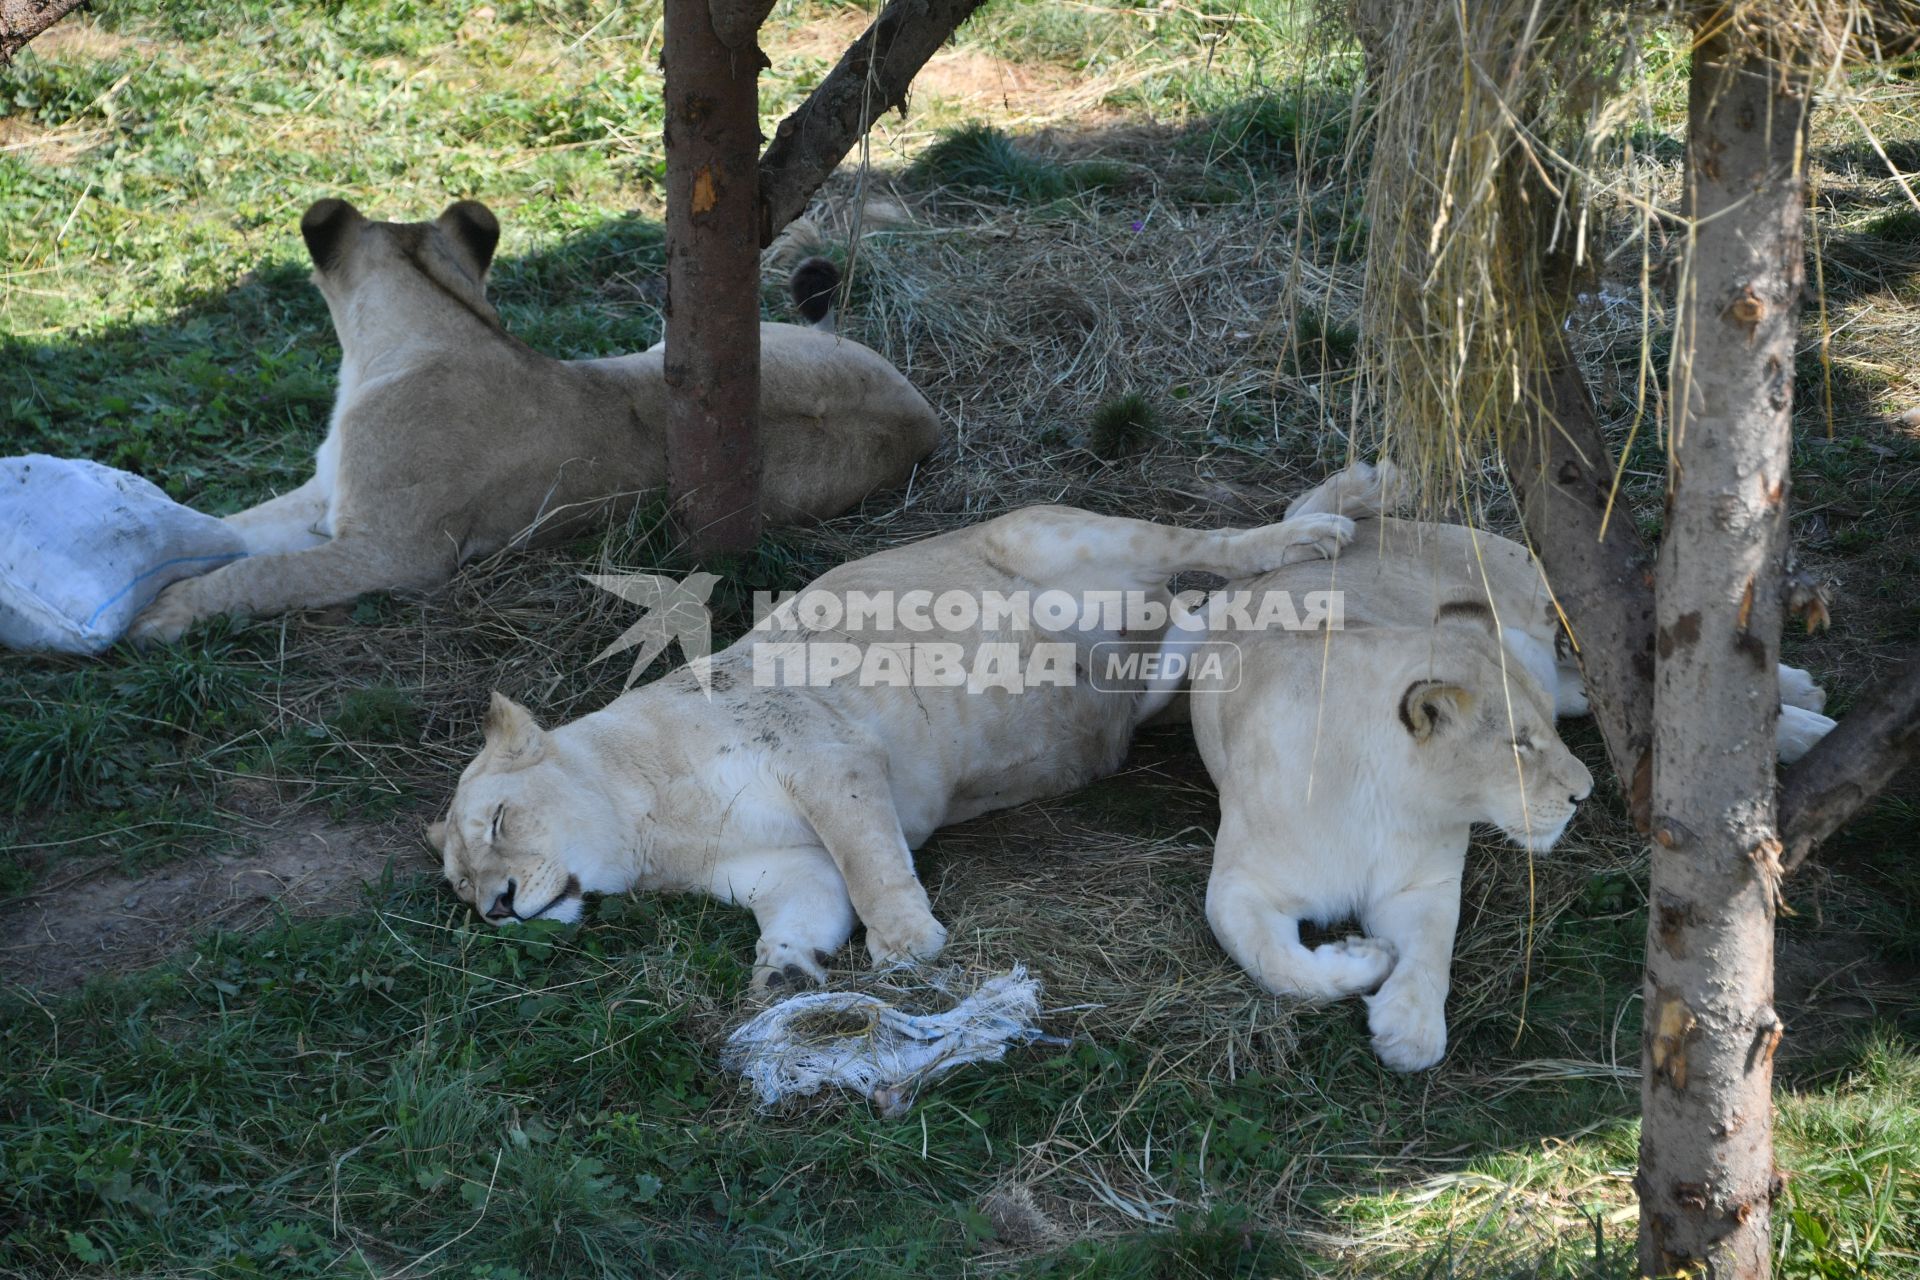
(663, 0, 766, 555)
(756, 0, 990, 245)
(1509, 331, 1660, 831)
(1637, 22, 1812, 1278)
(1, 0, 88, 63)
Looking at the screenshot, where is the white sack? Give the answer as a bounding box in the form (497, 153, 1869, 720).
(0, 455, 246, 654)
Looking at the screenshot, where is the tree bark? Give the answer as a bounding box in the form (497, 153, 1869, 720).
(1, 0, 89, 63)
(1779, 643, 1920, 873)
(1637, 22, 1813, 1279)
(1509, 332, 1660, 830)
(663, 0, 766, 555)
(756, 0, 990, 246)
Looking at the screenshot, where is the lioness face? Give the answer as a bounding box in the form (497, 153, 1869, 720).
(429, 694, 631, 926)
(1398, 653, 1593, 851)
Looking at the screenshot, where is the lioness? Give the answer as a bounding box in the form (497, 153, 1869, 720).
(1188, 496, 1835, 1071)
(429, 466, 1390, 989)
(130, 199, 942, 643)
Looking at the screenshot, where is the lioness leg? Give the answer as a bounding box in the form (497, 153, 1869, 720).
(129, 533, 448, 644)
(720, 849, 859, 992)
(783, 752, 948, 968)
(1360, 876, 1463, 1072)
(222, 476, 333, 555)
(982, 507, 1354, 597)
(1205, 862, 1397, 1001)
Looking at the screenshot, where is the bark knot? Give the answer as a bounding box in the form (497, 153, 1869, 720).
(1649, 987, 1697, 1090)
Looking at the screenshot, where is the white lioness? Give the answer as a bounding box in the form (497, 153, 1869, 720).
(428, 467, 1389, 989)
(1188, 476, 1836, 1071)
(130, 199, 942, 642)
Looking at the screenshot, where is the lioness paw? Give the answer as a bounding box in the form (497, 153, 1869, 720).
(128, 583, 203, 647)
(1365, 979, 1448, 1072)
(1314, 934, 1397, 995)
(1285, 512, 1357, 563)
(1778, 665, 1826, 714)
(866, 912, 948, 968)
(753, 938, 832, 993)
(1777, 704, 1837, 764)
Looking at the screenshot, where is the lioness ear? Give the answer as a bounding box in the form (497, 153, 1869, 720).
(1399, 679, 1475, 742)
(483, 690, 546, 764)
(437, 200, 500, 281)
(426, 818, 447, 852)
(301, 198, 364, 273)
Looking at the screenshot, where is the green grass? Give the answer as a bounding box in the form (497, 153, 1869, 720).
(908, 124, 1128, 203)
(2, 0, 1917, 1276)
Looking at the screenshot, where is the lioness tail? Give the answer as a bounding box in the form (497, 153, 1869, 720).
(790, 257, 840, 331)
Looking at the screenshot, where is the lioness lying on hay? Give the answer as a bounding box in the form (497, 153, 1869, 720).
(130, 199, 941, 643)
(428, 465, 1391, 989)
(1187, 486, 1836, 1072)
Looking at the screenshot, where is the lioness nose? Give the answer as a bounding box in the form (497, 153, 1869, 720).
(485, 879, 517, 921)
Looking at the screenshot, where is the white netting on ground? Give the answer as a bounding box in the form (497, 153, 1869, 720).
(723, 966, 1057, 1114)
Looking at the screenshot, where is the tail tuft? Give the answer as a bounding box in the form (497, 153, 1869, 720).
(790, 257, 840, 327)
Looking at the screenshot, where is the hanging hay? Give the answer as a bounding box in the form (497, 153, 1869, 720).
(1345, 0, 1911, 515)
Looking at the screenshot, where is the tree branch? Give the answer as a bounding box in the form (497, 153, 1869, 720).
(1507, 327, 1660, 831)
(1, 0, 89, 63)
(1779, 644, 1920, 873)
(756, 0, 989, 245)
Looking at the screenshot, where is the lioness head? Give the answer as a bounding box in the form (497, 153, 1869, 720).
(1394, 631, 1594, 851)
(428, 693, 636, 925)
(299, 196, 503, 330)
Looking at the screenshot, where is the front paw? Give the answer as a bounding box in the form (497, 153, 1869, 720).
(1365, 974, 1448, 1072)
(128, 581, 204, 647)
(1315, 933, 1397, 995)
(1284, 512, 1357, 564)
(1777, 704, 1836, 764)
(752, 937, 832, 994)
(865, 910, 948, 968)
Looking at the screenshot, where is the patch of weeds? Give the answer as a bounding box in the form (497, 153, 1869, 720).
(110, 633, 259, 731)
(1794, 349, 1892, 423)
(1088, 390, 1161, 461)
(0, 675, 137, 812)
(1205, 90, 1352, 174)
(330, 684, 423, 743)
(1863, 205, 1920, 244)
(908, 124, 1125, 202)
(1289, 309, 1359, 374)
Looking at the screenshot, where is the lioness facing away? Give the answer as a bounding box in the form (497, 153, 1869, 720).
(429, 465, 1393, 989)
(1188, 494, 1835, 1072)
(130, 199, 942, 643)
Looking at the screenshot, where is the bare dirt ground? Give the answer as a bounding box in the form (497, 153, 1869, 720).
(0, 809, 405, 993)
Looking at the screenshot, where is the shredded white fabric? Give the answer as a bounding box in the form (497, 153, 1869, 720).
(723, 966, 1051, 1113)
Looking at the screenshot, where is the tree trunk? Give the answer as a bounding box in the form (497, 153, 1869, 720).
(1637, 22, 1812, 1278)
(1509, 331, 1660, 830)
(663, 0, 766, 555)
(756, 0, 990, 245)
(1, 0, 90, 63)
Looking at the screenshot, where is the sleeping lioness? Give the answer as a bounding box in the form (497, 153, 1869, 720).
(1188, 477, 1836, 1071)
(428, 465, 1393, 988)
(129, 199, 941, 643)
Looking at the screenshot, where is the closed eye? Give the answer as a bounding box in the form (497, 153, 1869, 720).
(489, 804, 505, 841)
